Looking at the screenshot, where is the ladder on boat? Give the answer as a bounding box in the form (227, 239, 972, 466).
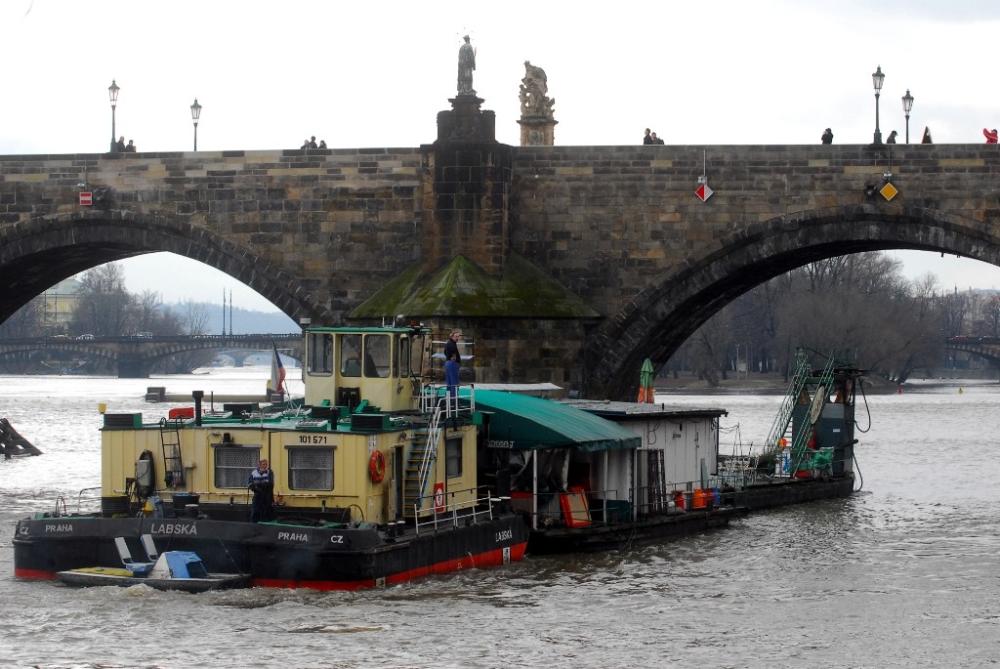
(787, 355, 837, 475)
(762, 350, 812, 456)
(158, 418, 185, 488)
(646, 449, 668, 512)
(403, 403, 444, 518)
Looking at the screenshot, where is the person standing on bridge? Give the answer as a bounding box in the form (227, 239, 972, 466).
(922, 126, 933, 144)
(886, 130, 898, 144)
(821, 128, 833, 144)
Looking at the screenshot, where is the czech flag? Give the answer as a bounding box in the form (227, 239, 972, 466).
(270, 342, 286, 398)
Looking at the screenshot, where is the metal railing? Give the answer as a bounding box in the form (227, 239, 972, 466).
(418, 382, 476, 419)
(412, 487, 505, 535)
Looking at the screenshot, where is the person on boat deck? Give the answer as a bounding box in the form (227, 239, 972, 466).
(444, 329, 462, 402)
(248, 458, 275, 522)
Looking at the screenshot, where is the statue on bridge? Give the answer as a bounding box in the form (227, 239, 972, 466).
(457, 35, 476, 96)
(519, 60, 555, 119)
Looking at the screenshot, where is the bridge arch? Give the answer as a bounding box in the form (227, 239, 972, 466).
(0, 210, 333, 324)
(584, 204, 1000, 399)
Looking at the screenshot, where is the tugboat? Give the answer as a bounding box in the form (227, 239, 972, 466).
(14, 324, 527, 590)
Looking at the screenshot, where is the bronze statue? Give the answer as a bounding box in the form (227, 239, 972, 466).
(458, 35, 476, 96)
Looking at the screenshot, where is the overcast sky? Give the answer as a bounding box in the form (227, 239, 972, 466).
(3, 0, 1000, 310)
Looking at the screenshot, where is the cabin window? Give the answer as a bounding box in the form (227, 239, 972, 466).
(446, 437, 463, 478)
(288, 447, 334, 490)
(307, 333, 333, 375)
(396, 336, 410, 378)
(364, 334, 390, 378)
(340, 334, 362, 377)
(214, 445, 260, 488)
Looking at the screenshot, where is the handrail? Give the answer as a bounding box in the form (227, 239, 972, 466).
(412, 487, 500, 535)
(415, 405, 444, 512)
(762, 350, 811, 456)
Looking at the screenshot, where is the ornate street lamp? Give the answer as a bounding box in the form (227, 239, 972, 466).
(872, 65, 885, 145)
(190, 98, 202, 151)
(902, 89, 914, 144)
(108, 80, 120, 152)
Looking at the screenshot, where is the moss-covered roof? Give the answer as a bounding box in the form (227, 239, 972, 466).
(350, 254, 600, 319)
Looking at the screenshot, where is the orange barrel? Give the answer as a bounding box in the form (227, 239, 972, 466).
(673, 490, 685, 510)
(692, 489, 707, 509)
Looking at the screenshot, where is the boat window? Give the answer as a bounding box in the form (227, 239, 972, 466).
(288, 447, 334, 490)
(213, 445, 260, 488)
(307, 333, 334, 375)
(364, 335, 390, 378)
(396, 336, 410, 378)
(340, 334, 362, 377)
(446, 436, 463, 478)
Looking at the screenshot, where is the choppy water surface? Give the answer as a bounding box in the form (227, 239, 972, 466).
(1, 371, 998, 668)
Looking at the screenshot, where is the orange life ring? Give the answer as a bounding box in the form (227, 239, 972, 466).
(368, 450, 386, 484)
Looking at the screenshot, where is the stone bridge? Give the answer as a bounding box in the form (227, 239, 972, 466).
(3, 94, 1000, 398)
(945, 336, 1000, 367)
(0, 334, 301, 377)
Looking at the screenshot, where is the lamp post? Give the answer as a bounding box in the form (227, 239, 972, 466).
(190, 98, 202, 151)
(872, 65, 885, 145)
(108, 80, 120, 152)
(902, 89, 914, 144)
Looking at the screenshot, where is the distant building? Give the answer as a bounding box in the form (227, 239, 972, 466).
(41, 278, 81, 333)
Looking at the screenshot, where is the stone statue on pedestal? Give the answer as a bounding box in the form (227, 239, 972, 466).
(458, 36, 476, 96)
(519, 60, 555, 118)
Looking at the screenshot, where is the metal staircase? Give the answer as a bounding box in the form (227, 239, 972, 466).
(787, 355, 837, 475)
(762, 350, 812, 457)
(158, 418, 185, 488)
(403, 403, 444, 517)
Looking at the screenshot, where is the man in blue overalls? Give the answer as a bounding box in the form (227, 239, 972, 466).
(248, 458, 275, 522)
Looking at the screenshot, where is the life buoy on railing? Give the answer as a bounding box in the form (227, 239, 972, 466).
(368, 450, 386, 484)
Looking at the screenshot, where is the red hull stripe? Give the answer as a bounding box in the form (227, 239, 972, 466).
(252, 542, 528, 591)
(14, 567, 56, 580)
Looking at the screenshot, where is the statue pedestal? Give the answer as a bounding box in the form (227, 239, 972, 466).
(518, 116, 558, 146)
(436, 95, 496, 144)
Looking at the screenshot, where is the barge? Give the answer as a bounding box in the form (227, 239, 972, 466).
(14, 325, 527, 590)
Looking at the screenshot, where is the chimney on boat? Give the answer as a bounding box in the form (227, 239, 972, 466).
(192, 390, 204, 426)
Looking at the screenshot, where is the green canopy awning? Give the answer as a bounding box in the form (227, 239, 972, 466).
(466, 389, 641, 453)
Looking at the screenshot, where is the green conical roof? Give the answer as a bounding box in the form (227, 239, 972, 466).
(350, 254, 599, 319)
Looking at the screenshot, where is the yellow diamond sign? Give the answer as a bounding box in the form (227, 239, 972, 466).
(880, 181, 899, 201)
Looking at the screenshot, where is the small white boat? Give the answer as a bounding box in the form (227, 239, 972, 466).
(57, 536, 249, 593)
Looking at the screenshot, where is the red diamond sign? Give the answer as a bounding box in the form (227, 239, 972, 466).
(695, 183, 714, 202)
(78, 191, 93, 206)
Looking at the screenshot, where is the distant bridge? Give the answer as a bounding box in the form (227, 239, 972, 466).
(0, 333, 302, 377)
(945, 336, 1000, 366)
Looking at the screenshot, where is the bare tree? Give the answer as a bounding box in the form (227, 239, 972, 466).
(71, 263, 133, 336)
(178, 299, 211, 335)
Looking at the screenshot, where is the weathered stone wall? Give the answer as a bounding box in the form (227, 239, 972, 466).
(0, 149, 425, 324)
(5, 143, 1000, 397)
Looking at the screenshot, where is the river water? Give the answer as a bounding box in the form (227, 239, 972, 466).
(0, 370, 998, 668)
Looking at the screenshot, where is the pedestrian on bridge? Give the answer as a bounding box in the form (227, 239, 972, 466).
(922, 126, 933, 144)
(984, 128, 998, 144)
(886, 130, 898, 144)
(821, 128, 833, 144)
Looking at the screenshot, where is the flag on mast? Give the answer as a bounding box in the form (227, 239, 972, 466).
(270, 342, 286, 398)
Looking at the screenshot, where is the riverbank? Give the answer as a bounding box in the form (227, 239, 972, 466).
(654, 372, 996, 394)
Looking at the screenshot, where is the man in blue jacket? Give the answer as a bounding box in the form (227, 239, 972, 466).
(248, 458, 275, 522)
